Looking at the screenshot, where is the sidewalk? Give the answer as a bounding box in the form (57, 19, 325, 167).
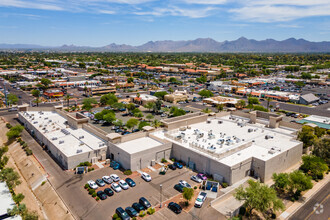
(279, 174, 330, 220)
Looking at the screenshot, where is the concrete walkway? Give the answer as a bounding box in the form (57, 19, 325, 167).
(279, 174, 330, 220)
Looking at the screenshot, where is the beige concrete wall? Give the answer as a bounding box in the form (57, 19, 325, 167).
(263, 142, 303, 181)
(232, 111, 250, 118)
(82, 123, 108, 141)
(163, 113, 208, 130)
(108, 142, 132, 170)
(120, 131, 148, 143)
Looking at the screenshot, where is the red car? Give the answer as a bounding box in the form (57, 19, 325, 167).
(197, 173, 207, 180)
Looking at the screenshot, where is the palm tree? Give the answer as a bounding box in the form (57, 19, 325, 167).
(64, 94, 72, 107)
(152, 119, 162, 128)
(266, 97, 271, 110)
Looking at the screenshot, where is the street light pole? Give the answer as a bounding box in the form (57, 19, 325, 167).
(160, 184, 163, 208)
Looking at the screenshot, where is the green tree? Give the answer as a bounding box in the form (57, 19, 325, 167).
(7, 94, 19, 106)
(152, 119, 162, 128)
(182, 187, 194, 204)
(138, 121, 150, 130)
(196, 75, 207, 84)
(113, 119, 124, 128)
(248, 97, 259, 105)
(154, 91, 168, 100)
(300, 155, 328, 180)
(6, 125, 24, 141)
(0, 145, 9, 169)
(272, 173, 289, 192)
(234, 179, 284, 217)
(216, 104, 224, 112)
(170, 106, 186, 117)
(126, 103, 136, 113)
(154, 99, 162, 113)
(126, 118, 139, 131)
(146, 114, 154, 121)
(64, 94, 72, 107)
(298, 126, 317, 149)
(13, 193, 25, 204)
(100, 93, 118, 106)
(127, 77, 134, 83)
(40, 78, 52, 90)
(168, 87, 174, 94)
(198, 89, 213, 98)
(266, 97, 271, 110)
(0, 167, 21, 188)
(236, 100, 246, 109)
(201, 108, 212, 113)
(103, 112, 116, 124)
(82, 98, 97, 111)
(313, 138, 330, 165)
(144, 102, 155, 112)
(111, 102, 125, 111)
(287, 170, 313, 199)
(31, 90, 40, 107)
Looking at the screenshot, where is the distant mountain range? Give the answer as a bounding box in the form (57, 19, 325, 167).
(1, 37, 330, 52)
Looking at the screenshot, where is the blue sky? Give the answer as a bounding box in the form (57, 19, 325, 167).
(1, 0, 330, 46)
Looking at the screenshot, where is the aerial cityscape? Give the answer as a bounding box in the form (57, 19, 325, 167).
(0, 1, 329, 220)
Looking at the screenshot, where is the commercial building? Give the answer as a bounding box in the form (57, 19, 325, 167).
(0, 181, 22, 220)
(203, 96, 240, 107)
(17, 105, 303, 186)
(164, 90, 188, 103)
(297, 115, 330, 129)
(43, 89, 64, 98)
(299, 93, 320, 105)
(130, 94, 158, 105)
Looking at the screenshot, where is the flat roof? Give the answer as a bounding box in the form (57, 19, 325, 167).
(153, 115, 300, 167)
(0, 182, 22, 219)
(116, 137, 163, 154)
(19, 111, 106, 157)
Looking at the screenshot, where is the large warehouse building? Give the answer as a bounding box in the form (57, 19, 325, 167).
(18, 105, 304, 185)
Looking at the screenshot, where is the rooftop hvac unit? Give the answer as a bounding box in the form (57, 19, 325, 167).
(48, 120, 52, 122)
(79, 142, 84, 146)
(218, 120, 223, 124)
(268, 150, 276, 154)
(59, 140, 64, 144)
(44, 117, 48, 120)
(33, 121, 38, 124)
(52, 137, 58, 140)
(76, 149, 82, 153)
(79, 135, 84, 139)
(61, 129, 70, 135)
(248, 128, 253, 133)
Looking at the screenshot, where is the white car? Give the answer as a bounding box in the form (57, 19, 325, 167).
(141, 172, 152, 182)
(191, 175, 202, 183)
(102, 176, 113, 184)
(195, 192, 207, 208)
(118, 180, 129, 190)
(179, 180, 191, 188)
(111, 183, 122, 192)
(87, 180, 98, 189)
(110, 174, 120, 182)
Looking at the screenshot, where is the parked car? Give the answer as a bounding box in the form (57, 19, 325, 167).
(174, 184, 185, 193)
(179, 180, 191, 188)
(132, 129, 140, 133)
(8, 108, 18, 112)
(168, 164, 177, 170)
(174, 162, 183, 169)
(104, 188, 114, 196)
(118, 180, 129, 190)
(96, 191, 107, 200)
(110, 161, 120, 170)
(122, 131, 131, 135)
(125, 178, 136, 187)
(168, 202, 182, 214)
(111, 183, 122, 192)
(115, 207, 130, 220)
(110, 174, 120, 182)
(125, 207, 138, 218)
(139, 197, 151, 209)
(141, 172, 152, 182)
(194, 192, 207, 208)
(196, 173, 207, 180)
(191, 175, 202, 183)
(132, 202, 145, 212)
(95, 179, 106, 187)
(87, 180, 98, 189)
(102, 176, 113, 184)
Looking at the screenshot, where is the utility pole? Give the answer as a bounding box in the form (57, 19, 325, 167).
(4, 82, 7, 107)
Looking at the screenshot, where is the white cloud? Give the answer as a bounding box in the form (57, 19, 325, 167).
(181, 0, 227, 4)
(135, 6, 216, 18)
(0, 0, 63, 10)
(231, 1, 330, 22)
(99, 9, 116, 14)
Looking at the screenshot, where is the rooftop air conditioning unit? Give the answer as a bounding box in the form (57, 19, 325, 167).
(79, 136, 84, 139)
(59, 140, 64, 144)
(52, 137, 58, 140)
(76, 149, 82, 153)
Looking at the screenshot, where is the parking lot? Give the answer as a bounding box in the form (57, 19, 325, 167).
(60, 164, 206, 219)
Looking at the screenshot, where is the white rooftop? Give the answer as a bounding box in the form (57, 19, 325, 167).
(19, 111, 106, 157)
(153, 115, 300, 167)
(116, 137, 163, 154)
(0, 181, 22, 219)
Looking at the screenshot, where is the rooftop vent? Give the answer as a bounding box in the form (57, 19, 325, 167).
(52, 137, 58, 141)
(79, 136, 84, 139)
(61, 129, 70, 135)
(59, 140, 64, 144)
(76, 149, 82, 153)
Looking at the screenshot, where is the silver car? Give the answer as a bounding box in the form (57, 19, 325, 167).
(102, 176, 113, 184)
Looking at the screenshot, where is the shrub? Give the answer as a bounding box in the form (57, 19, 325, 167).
(41, 181, 46, 186)
(17, 137, 22, 143)
(194, 186, 197, 190)
(88, 167, 94, 172)
(184, 201, 189, 206)
(6, 123, 12, 129)
(112, 213, 119, 219)
(78, 161, 92, 167)
(161, 158, 167, 163)
(25, 148, 33, 156)
(88, 189, 95, 195)
(222, 182, 228, 188)
(147, 207, 155, 215)
(92, 192, 97, 197)
(139, 211, 146, 217)
(22, 143, 27, 148)
(171, 158, 175, 162)
(124, 170, 132, 175)
(238, 207, 246, 216)
(132, 217, 137, 220)
(96, 197, 100, 201)
(84, 184, 89, 189)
